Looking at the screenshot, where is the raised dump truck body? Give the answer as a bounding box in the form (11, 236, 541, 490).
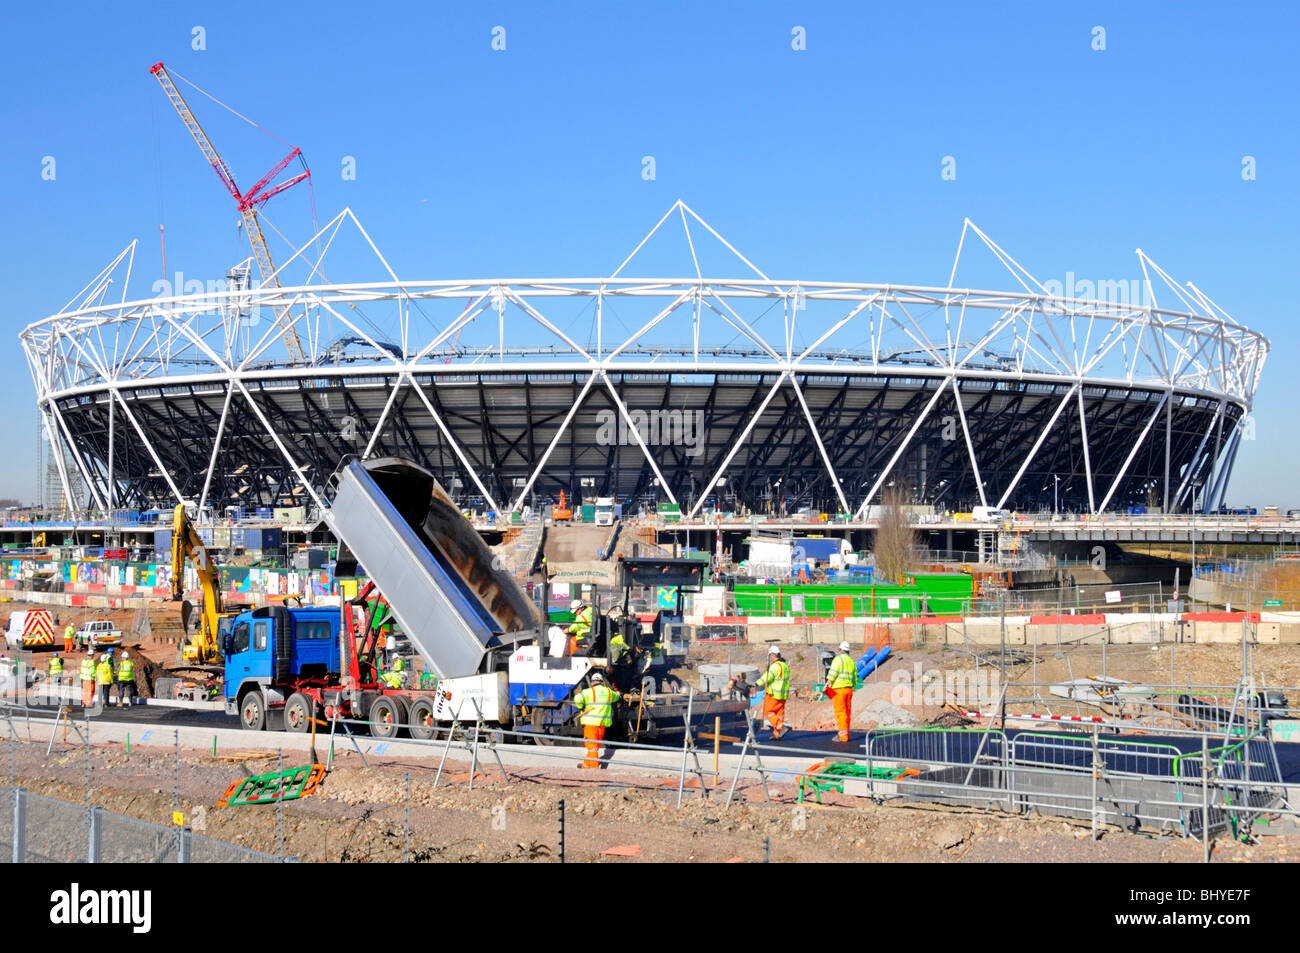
(327, 458, 537, 678)
(224, 458, 744, 740)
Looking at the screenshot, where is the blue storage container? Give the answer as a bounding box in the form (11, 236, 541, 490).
(153, 529, 172, 551)
(256, 507, 273, 520)
(229, 528, 246, 549)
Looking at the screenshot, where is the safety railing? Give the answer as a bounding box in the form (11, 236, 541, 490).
(957, 678, 1300, 739)
(866, 727, 1008, 767)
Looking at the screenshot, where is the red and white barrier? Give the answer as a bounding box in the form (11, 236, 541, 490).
(962, 711, 1105, 723)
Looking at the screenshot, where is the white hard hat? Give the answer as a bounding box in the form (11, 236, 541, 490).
(570, 599, 582, 610)
(590, 672, 604, 683)
(768, 645, 781, 655)
(121, 651, 129, 659)
(839, 641, 851, 652)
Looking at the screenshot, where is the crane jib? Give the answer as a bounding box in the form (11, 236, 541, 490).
(148, 60, 308, 363)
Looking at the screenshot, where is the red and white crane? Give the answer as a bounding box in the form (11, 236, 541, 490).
(150, 61, 309, 362)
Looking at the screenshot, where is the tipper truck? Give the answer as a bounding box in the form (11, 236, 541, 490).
(223, 457, 745, 741)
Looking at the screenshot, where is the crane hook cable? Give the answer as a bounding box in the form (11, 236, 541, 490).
(165, 64, 294, 147)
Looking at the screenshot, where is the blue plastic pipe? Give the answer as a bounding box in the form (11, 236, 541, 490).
(855, 647, 878, 679)
(860, 644, 892, 677)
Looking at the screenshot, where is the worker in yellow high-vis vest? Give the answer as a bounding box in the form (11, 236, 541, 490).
(755, 645, 791, 739)
(95, 653, 115, 708)
(80, 655, 96, 706)
(567, 600, 594, 656)
(824, 641, 862, 743)
(115, 651, 135, 708)
(572, 672, 621, 769)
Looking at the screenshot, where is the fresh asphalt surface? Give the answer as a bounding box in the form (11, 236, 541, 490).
(16, 702, 240, 731)
(17, 702, 1297, 781)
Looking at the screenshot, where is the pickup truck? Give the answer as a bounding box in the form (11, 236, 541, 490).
(77, 619, 123, 649)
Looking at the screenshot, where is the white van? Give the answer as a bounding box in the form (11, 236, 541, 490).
(5, 609, 55, 649)
(972, 506, 1010, 523)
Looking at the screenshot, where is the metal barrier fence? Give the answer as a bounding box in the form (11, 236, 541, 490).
(949, 677, 1300, 736)
(320, 694, 1293, 846)
(306, 678, 1300, 852)
(0, 787, 283, 863)
(847, 723, 1294, 842)
(722, 581, 1183, 619)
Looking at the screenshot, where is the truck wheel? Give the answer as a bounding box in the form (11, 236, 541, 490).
(369, 696, 406, 739)
(239, 691, 266, 731)
(408, 698, 436, 740)
(284, 694, 312, 733)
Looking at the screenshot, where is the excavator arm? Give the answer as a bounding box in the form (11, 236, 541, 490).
(171, 504, 226, 665)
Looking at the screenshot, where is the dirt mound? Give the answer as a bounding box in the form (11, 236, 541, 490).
(860, 698, 923, 728)
(927, 710, 975, 729)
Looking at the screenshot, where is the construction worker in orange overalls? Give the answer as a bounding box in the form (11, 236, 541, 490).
(572, 672, 621, 769)
(63, 622, 75, 653)
(754, 645, 791, 739)
(80, 653, 96, 706)
(825, 641, 862, 743)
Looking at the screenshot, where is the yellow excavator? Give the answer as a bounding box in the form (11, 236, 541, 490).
(171, 503, 236, 671)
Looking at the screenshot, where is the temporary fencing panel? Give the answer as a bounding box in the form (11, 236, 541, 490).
(3, 787, 281, 863)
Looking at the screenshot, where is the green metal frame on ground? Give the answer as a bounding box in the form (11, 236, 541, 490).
(220, 764, 325, 806)
(797, 762, 916, 804)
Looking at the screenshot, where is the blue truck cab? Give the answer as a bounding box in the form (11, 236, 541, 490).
(223, 606, 341, 728)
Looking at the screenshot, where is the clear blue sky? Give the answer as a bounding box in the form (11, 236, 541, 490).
(0, 1, 1296, 507)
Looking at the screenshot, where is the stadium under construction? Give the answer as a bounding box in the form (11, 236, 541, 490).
(22, 200, 1266, 523)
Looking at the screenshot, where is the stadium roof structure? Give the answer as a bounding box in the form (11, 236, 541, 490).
(23, 201, 1267, 518)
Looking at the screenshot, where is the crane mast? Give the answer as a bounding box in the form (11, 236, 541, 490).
(150, 61, 307, 363)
